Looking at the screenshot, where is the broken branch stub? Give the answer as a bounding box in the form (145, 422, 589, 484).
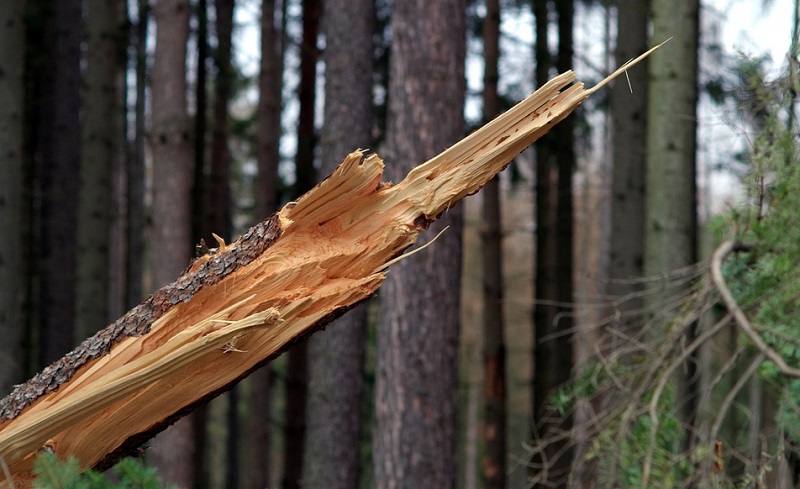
(0, 43, 663, 486)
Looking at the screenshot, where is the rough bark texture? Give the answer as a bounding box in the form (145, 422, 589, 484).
(76, 0, 123, 340)
(372, 2, 466, 489)
(645, 0, 700, 468)
(301, 0, 374, 487)
(0, 0, 26, 395)
(0, 55, 636, 485)
(480, 1, 507, 488)
(148, 0, 194, 486)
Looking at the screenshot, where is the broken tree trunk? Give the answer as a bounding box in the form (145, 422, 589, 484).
(0, 45, 661, 486)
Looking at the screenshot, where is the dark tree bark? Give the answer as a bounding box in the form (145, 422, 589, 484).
(31, 0, 83, 368)
(0, 0, 26, 395)
(480, 1, 506, 488)
(608, 0, 648, 342)
(300, 0, 373, 487)
(372, 1, 466, 488)
(646, 0, 700, 474)
(148, 0, 195, 486)
(77, 0, 124, 339)
(127, 0, 148, 311)
(246, 2, 283, 487)
(208, 1, 238, 486)
(282, 1, 320, 488)
(532, 0, 574, 486)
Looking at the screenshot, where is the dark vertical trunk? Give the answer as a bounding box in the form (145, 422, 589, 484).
(532, 0, 574, 486)
(0, 0, 26, 394)
(608, 0, 648, 346)
(127, 0, 148, 310)
(207, 0, 234, 242)
(210, 2, 237, 486)
(148, 0, 195, 486)
(192, 0, 209, 244)
(282, 1, 320, 487)
(480, 0, 506, 488)
(34, 0, 82, 367)
(372, 1, 466, 488)
(301, 0, 373, 487)
(77, 0, 124, 339)
(646, 0, 700, 479)
(247, 2, 283, 488)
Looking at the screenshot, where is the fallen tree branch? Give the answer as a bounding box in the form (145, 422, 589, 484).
(710, 239, 800, 378)
(0, 43, 666, 486)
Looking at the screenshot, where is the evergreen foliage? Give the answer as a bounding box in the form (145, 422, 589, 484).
(32, 452, 175, 489)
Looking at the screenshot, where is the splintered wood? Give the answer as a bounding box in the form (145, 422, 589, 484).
(0, 42, 663, 486)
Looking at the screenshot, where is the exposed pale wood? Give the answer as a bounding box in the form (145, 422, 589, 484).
(0, 50, 660, 485)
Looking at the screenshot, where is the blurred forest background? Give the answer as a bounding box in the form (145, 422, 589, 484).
(1, 0, 800, 487)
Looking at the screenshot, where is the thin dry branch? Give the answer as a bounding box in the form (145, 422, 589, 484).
(710, 239, 800, 378)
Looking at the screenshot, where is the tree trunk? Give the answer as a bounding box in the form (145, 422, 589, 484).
(76, 0, 123, 340)
(246, 1, 283, 488)
(480, 1, 506, 488)
(282, 1, 320, 487)
(127, 0, 148, 311)
(301, 0, 373, 487)
(532, 0, 575, 486)
(372, 2, 466, 489)
(0, 0, 26, 395)
(33, 0, 82, 368)
(645, 0, 700, 470)
(148, 0, 195, 486)
(0, 57, 650, 486)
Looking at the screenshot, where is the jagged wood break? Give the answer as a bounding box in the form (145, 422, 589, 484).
(0, 42, 663, 486)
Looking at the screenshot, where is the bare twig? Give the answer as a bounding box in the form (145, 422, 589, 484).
(710, 239, 800, 378)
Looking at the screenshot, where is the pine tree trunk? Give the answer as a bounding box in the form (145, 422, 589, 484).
(246, 2, 283, 487)
(127, 0, 148, 310)
(148, 0, 195, 486)
(0, 0, 26, 395)
(372, 2, 466, 488)
(34, 0, 82, 368)
(282, 1, 320, 487)
(480, 1, 507, 488)
(301, 0, 373, 487)
(532, 1, 575, 486)
(646, 0, 700, 475)
(76, 0, 123, 340)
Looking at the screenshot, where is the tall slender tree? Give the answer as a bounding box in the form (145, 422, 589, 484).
(532, 0, 575, 486)
(0, 0, 26, 395)
(645, 0, 700, 464)
(608, 0, 649, 339)
(33, 0, 83, 367)
(147, 0, 195, 486)
(480, 0, 506, 488)
(282, 1, 320, 487)
(246, 2, 284, 487)
(372, 1, 466, 488)
(76, 0, 124, 340)
(301, 0, 373, 487)
(127, 0, 149, 311)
